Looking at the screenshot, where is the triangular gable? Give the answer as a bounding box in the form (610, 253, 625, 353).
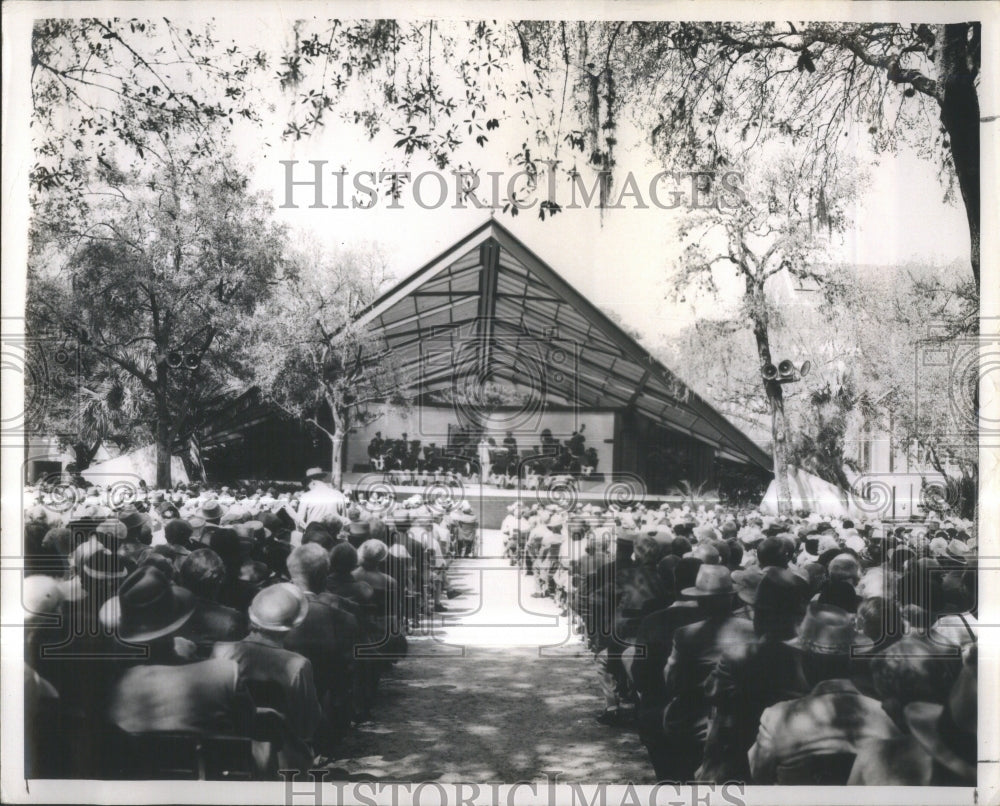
(355, 220, 771, 470)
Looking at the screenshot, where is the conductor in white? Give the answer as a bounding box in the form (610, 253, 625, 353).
(477, 437, 492, 484)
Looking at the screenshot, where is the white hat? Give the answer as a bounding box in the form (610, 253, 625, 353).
(23, 576, 64, 622)
(843, 535, 866, 553)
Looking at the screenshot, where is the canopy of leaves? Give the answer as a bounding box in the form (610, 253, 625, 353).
(28, 149, 289, 454)
(661, 260, 977, 506)
(245, 242, 408, 440)
(30, 18, 978, 280)
(671, 143, 862, 307)
(30, 18, 266, 210)
(275, 21, 973, 251)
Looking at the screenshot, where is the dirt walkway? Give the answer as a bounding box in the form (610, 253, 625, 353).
(325, 532, 653, 784)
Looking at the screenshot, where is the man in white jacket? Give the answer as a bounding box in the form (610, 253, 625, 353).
(296, 468, 347, 529)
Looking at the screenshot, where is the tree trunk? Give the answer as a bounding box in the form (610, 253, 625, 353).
(327, 394, 347, 490)
(938, 22, 980, 289)
(330, 430, 344, 490)
(765, 382, 793, 516)
(956, 463, 977, 522)
(155, 416, 172, 489)
(73, 439, 102, 472)
(748, 278, 792, 515)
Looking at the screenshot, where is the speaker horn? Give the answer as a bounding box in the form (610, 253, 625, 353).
(184, 352, 201, 370)
(762, 363, 779, 381)
(778, 359, 796, 379)
(166, 351, 184, 368)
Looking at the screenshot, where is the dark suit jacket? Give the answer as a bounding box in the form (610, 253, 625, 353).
(352, 568, 400, 621)
(631, 601, 702, 701)
(316, 589, 361, 618)
(325, 574, 374, 608)
(252, 538, 292, 577)
(662, 615, 747, 743)
(285, 591, 359, 698)
(351, 569, 406, 656)
(217, 575, 260, 612)
(398, 533, 428, 584)
(585, 558, 620, 650)
(346, 522, 371, 549)
(179, 596, 249, 656)
(700, 633, 808, 780)
(106, 658, 254, 736)
(211, 636, 320, 742)
(615, 565, 669, 640)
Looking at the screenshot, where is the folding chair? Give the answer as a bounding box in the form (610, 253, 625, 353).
(104, 725, 257, 780)
(775, 752, 857, 785)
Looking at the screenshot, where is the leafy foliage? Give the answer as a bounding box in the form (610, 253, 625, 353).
(28, 148, 288, 486)
(30, 18, 266, 210)
(662, 261, 978, 517)
(244, 241, 409, 488)
(787, 382, 861, 489)
(666, 147, 861, 513)
(274, 19, 978, 281)
(29, 18, 979, 278)
(25, 16, 980, 495)
(667, 479, 720, 507)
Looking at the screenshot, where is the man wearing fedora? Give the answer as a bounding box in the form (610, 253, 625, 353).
(344, 505, 372, 548)
(23, 576, 68, 777)
(848, 642, 976, 785)
(657, 564, 742, 782)
(198, 498, 226, 526)
(202, 525, 261, 612)
(285, 544, 360, 744)
(155, 518, 195, 569)
(102, 567, 256, 740)
(524, 509, 553, 576)
(452, 500, 478, 558)
(748, 602, 900, 783)
(176, 548, 250, 656)
(211, 583, 321, 768)
(700, 567, 810, 781)
(630, 567, 702, 780)
(534, 514, 566, 598)
(500, 502, 527, 566)
(117, 505, 154, 546)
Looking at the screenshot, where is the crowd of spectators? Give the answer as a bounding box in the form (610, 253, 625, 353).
(21, 467, 478, 780)
(22, 467, 978, 785)
(501, 500, 978, 785)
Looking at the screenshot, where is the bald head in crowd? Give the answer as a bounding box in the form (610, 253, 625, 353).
(287, 543, 330, 593)
(829, 553, 862, 586)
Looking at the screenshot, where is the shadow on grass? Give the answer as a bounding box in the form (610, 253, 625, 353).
(326, 648, 654, 783)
